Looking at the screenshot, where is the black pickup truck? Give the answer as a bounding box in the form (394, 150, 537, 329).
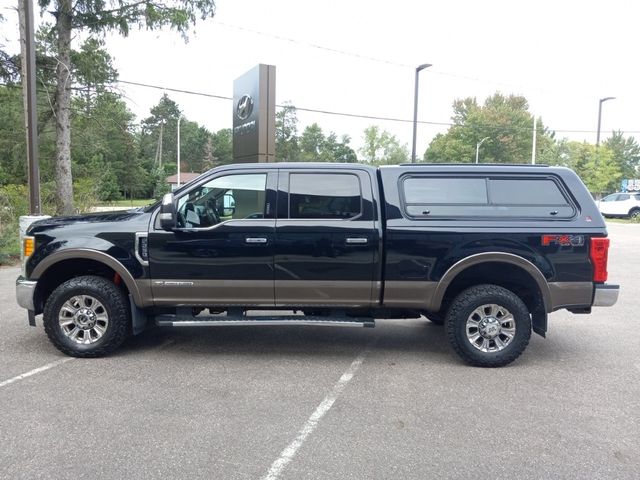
(16, 163, 619, 367)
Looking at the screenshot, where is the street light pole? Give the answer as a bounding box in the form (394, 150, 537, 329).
(177, 116, 182, 187)
(411, 63, 432, 163)
(475, 137, 490, 164)
(596, 97, 615, 147)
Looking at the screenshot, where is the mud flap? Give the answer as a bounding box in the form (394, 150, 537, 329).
(531, 307, 547, 337)
(129, 295, 148, 335)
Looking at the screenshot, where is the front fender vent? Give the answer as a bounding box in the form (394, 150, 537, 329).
(135, 232, 149, 266)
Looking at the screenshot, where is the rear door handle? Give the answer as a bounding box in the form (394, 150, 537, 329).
(245, 237, 268, 244)
(346, 237, 368, 245)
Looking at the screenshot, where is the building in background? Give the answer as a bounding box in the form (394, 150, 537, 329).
(166, 173, 201, 191)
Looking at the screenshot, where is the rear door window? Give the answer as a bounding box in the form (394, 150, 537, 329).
(289, 173, 362, 219)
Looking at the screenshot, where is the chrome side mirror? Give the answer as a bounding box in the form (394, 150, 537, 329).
(159, 193, 177, 230)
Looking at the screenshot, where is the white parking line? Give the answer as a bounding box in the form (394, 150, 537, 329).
(261, 343, 375, 480)
(0, 358, 74, 388)
(0, 337, 175, 390)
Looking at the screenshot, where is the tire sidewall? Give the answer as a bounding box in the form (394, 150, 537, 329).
(447, 285, 531, 367)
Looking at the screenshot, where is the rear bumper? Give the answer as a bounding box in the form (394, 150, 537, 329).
(593, 284, 619, 307)
(16, 276, 37, 311)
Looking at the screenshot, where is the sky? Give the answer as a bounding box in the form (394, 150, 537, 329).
(2, 0, 639, 157)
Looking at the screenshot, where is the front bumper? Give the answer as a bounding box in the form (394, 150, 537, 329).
(593, 284, 619, 307)
(16, 276, 37, 311)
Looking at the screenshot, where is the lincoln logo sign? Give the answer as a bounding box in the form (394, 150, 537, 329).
(236, 94, 254, 121)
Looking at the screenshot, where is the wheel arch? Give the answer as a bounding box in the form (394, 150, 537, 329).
(32, 249, 147, 313)
(431, 252, 552, 314)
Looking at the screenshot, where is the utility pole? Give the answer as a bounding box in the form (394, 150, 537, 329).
(19, 0, 41, 214)
(177, 116, 182, 187)
(531, 116, 537, 165)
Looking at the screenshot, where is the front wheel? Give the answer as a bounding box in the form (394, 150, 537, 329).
(629, 209, 640, 220)
(43, 275, 130, 357)
(445, 284, 531, 367)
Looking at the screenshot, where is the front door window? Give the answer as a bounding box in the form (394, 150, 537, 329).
(176, 173, 267, 228)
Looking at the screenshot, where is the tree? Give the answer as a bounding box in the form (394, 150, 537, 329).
(583, 146, 622, 196)
(0, 13, 20, 83)
(178, 119, 213, 173)
(537, 137, 572, 168)
(275, 102, 299, 162)
(543, 140, 622, 196)
(71, 91, 138, 200)
(72, 38, 118, 109)
(300, 123, 325, 162)
(138, 94, 217, 196)
(321, 133, 357, 163)
(0, 86, 27, 185)
(298, 123, 358, 163)
(209, 128, 232, 166)
(35, 0, 217, 214)
(139, 94, 182, 171)
(604, 131, 640, 178)
(139, 94, 214, 171)
(424, 93, 554, 164)
(359, 126, 409, 164)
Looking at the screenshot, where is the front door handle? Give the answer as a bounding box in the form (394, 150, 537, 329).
(346, 237, 368, 245)
(245, 237, 268, 244)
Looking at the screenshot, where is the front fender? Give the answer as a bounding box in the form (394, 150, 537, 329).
(30, 243, 149, 308)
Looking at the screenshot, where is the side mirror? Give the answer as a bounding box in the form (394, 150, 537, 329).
(222, 192, 236, 217)
(159, 193, 177, 230)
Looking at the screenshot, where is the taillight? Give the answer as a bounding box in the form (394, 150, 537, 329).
(590, 237, 610, 282)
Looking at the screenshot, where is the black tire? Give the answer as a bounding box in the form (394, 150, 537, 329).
(629, 208, 640, 219)
(43, 275, 130, 357)
(445, 284, 531, 367)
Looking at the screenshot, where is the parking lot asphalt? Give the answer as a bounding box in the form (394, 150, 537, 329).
(1, 222, 638, 480)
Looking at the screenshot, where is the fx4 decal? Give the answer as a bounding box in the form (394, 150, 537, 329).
(541, 234, 585, 247)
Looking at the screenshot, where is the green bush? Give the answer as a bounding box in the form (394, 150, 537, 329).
(0, 179, 100, 264)
(73, 177, 100, 213)
(0, 184, 28, 263)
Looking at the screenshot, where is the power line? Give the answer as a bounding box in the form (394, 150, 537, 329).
(2, 80, 637, 135)
(118, 79, 232, 101)
(216, 22, 412, 69)
(215, 22, 587, 99)
(115, 79, 639, 135)
(117, 79, 448, 125)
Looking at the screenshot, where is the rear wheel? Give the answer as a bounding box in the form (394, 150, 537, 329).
(43, 275, 130, 357)
(629, 208, 640, 219)
(446, 284, 531, 367)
